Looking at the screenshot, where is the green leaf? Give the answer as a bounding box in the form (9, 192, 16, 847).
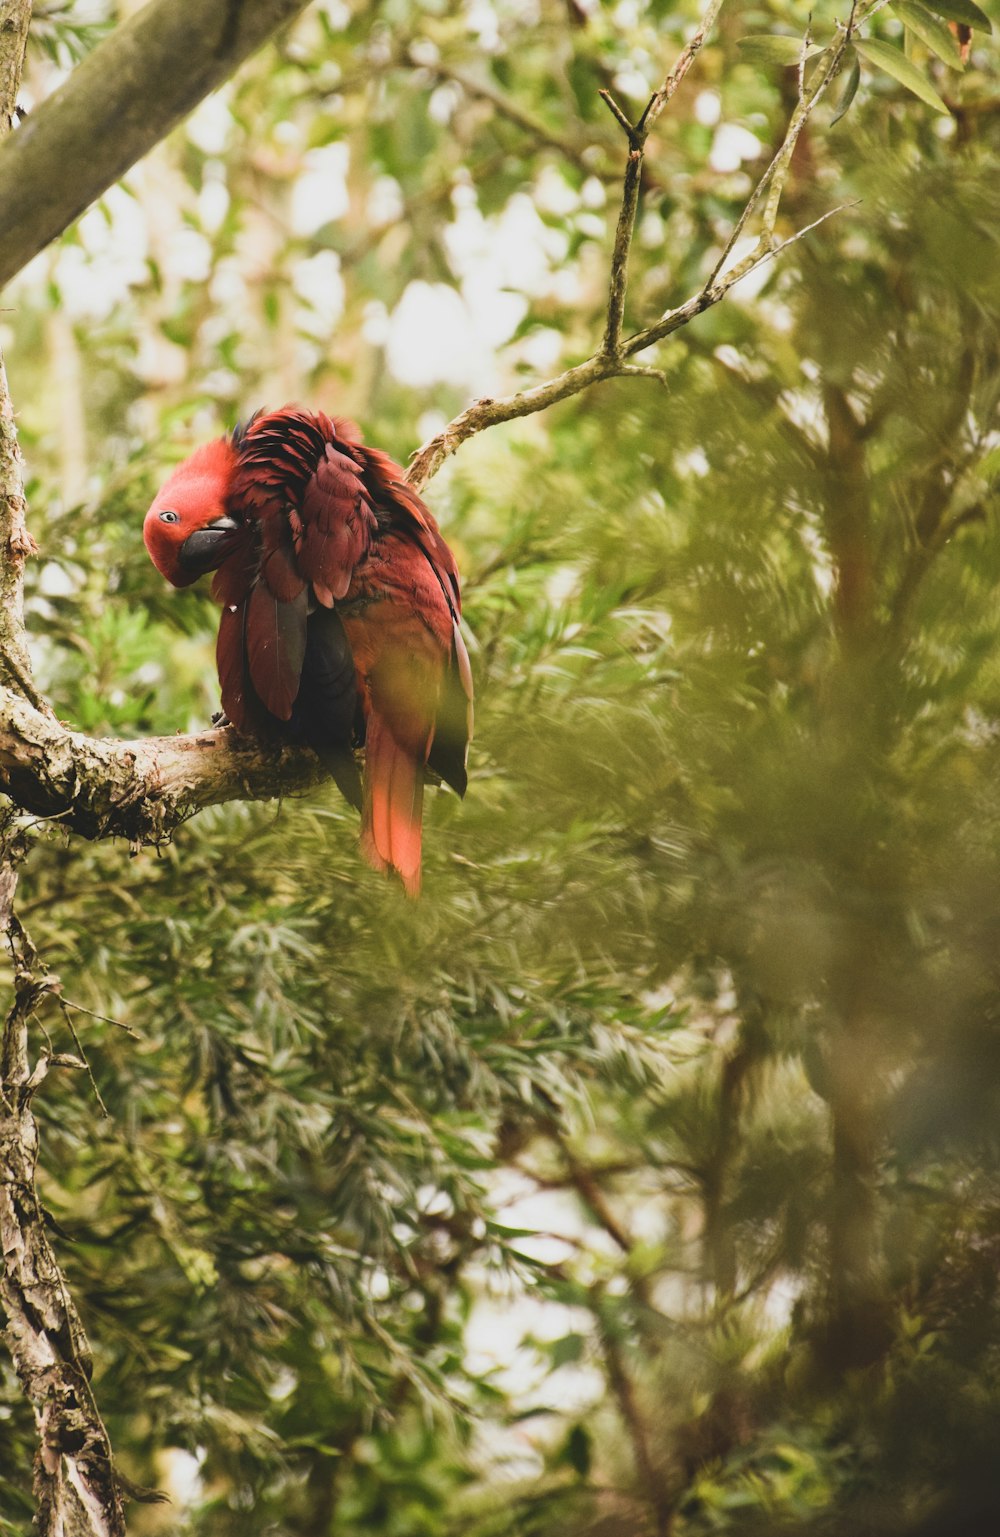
(831, 53, 862, 123)
(737, 35, 825, 64)
(893, 2, 965, 65)
(924, 0, 992, 31)
(550, 1332, 586, 1367)
(564, 1424, 592, 1477)
(976, 445, 1000, 484)
(854, 38, 950, 112)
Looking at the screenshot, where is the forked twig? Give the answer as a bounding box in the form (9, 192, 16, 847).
(407, 0, 863, 493)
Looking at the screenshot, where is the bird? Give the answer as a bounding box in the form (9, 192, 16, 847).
(143, 406, 472, 896)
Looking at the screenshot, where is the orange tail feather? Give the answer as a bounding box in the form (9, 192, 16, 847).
(360, 714, 424, 897)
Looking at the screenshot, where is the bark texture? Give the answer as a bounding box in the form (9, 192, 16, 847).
(0, 688, 331, 843)
(0, 830, 126, 1536)
(0, 14, 123, 1533)
(0, 0, 313, 290)
(0, 352, 42, 707)
(0, 0, 30, 133)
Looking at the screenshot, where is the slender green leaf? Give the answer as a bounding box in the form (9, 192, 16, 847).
(977, 445, 1000, 484)
(831, 53, 862, 123)
(894, 2, 965, 65)
(924, 0, 992, 31)
(737, 35, 825, 64)
(854, 38, 950, 111)
(564, 1425, 592, 1476)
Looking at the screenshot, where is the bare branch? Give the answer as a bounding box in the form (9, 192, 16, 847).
(600, 0, 725, 357)
(707, 2, 859, 290)
(640, 0, 727, 138)
(599, 89, 637, 142)
(601, 126, 643, 356)
(408, 353, 622, 492)
(407, 0, 862, 490)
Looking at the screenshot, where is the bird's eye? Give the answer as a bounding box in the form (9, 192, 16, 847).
(158, 510, 180, 524)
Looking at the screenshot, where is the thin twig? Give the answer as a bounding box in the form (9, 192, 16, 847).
(642, 0, 727, 137)
(707, 0, 859, 290)
(598, 89, 637, 142)
(599, 0, 726, 357)
(699, 198, 861, 314)
(60, 998, 140, 1039)
(407, 0, 867, 491)
(56, 1001, 110, 1118)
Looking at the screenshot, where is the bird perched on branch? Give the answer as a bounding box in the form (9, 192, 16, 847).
(143, 407, 473, 895)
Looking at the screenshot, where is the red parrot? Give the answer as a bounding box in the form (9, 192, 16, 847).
(143, 407, 472, 896)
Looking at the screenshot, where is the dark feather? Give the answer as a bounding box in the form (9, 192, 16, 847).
(216, 600, 252, 733)
(290, 606, 362, 810)
(246, 583, 308, 722)
(259, 506, 305, 603)
(427, 621, 473, 797)
(300, 443, 377, 599)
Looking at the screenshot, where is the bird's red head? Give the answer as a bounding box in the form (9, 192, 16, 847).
(143, 437, 240, 588)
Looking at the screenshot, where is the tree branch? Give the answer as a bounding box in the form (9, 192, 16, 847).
(0, 0, 31, 133)
(0, 2, 43, 712)
(599, 0, 725, 359)
(407, 0, 862, 492)
(0, 22, 130, 1532)
(706, 4, 859, 291)
(0, 827, 127, 1536)
(0, 689, 334, 844)
(0, 0, 313, 291)
(0, 339, 43, 710)
(594, 1284, 673, 1537)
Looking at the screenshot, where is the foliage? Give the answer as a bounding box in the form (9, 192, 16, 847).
(2, 0, 1000, 1533)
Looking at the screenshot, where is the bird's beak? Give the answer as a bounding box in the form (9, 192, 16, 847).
(178, 515, 240, 576)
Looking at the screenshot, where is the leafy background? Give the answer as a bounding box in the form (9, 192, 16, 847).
(2, 0, 1000, 1531)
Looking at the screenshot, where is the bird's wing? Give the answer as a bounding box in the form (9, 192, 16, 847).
(216, 408, 377, 722)
(355, 442, 473, 795)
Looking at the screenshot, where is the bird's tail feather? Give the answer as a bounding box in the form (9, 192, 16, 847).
(360, 714, 423, 897)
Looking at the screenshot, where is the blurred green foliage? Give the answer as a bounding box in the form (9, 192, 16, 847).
(2, 0, 1000, 1533)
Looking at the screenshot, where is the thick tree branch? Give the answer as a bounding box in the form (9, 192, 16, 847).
(0, 0, 313, 291)
(0, 690, 333, 843)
